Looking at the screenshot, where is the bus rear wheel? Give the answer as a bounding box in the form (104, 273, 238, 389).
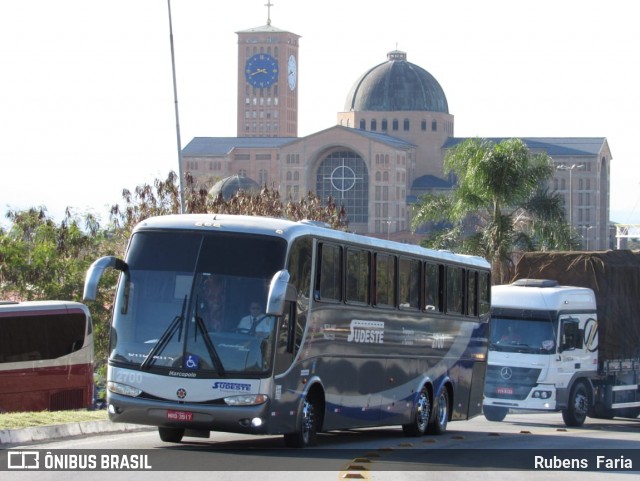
(158, 427, 184, 443)
(402, 388, 430, 436)
(284, 395, 318, 448)
(427, 388, 449, 435)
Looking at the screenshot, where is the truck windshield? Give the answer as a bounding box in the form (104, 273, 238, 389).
(489, 316, 557, 354)
(109, 230, 287, 377)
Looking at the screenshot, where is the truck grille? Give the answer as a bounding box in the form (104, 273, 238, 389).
(485, 365, 542, 400)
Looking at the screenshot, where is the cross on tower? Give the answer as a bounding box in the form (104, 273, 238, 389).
(265, 1, 274, 25)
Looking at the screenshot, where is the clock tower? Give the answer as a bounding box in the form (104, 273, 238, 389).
(236, 3, 300, 137)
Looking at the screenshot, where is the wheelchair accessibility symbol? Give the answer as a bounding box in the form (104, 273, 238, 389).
(185, 354, 199, 370)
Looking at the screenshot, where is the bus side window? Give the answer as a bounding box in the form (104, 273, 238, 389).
(374, 253, 396, 307)
(316, 243, 342, 302)
(399, 257, 420, 310)
(346, 248, 370, 304)
(446, 266, 463, 314)
(478, 271, 491, 316)
(466, 270, 478, 317)
(425, 262, 441, 312)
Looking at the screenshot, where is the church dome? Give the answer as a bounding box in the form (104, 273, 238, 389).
(344, 50, 449, 113)
(209, 174, 260, 200)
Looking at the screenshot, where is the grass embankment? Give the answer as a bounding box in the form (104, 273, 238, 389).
(0, 409, 108, 430)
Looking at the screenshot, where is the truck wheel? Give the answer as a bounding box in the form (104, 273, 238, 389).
(427, 388, 449, 435)
(158, 427, 184, 443)
(562, 382, 589, 427)
(483, 405, 508, 422)
(284, 394, 319, 448)
(402, 388, 430, 436)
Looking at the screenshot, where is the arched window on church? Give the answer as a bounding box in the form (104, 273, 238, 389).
(360, 119, 366, 130)
(294, 171, 299, 181)
(376, 171, 381, 181)
(286, 171, 292, 181)
(432, 120, 437, 132)
(421, 120, 427, 131)
(393, 119, 399, 131)
(383, 172, 389, 182)
(381, 119, 388, 132)
(316, 150, 369, 224)
(371, 119, 377, 131)
(403, 119, 410, 131)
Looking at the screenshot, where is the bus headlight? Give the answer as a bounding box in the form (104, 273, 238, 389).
(224, 394, 269, 406)
(107, 381, 142, 398)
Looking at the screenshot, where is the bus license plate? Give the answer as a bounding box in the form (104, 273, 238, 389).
(496, 387, 513, 395)
(166, 410, 193, 422)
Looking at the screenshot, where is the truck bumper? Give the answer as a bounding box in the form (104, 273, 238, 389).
(484, 385, 559, 411)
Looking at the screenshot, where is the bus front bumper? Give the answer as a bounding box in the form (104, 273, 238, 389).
(106, 392, 273, 435)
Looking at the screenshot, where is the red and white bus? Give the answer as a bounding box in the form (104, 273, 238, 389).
(0, 301, 94, 413)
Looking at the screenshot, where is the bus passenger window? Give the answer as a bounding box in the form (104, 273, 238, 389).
(446, 267, 463, 314)
(425, 263, 441, 311)
(467, 270, 477, 316)
(346, 248, 370, 304)
(399, 258, 420, 310)
(478, 271, 491, 316)
(317, 243, 341, 301)
(375, 253, 396, 307)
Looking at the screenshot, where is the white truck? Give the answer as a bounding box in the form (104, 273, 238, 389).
(484, 251, 640, 426)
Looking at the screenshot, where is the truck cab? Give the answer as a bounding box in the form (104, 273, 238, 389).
(483, 279, 598, 426)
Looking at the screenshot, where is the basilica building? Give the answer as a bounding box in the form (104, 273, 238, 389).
(182, 17, 611, 250)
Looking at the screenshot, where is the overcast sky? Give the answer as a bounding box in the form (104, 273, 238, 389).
(1, 0, 638, 228)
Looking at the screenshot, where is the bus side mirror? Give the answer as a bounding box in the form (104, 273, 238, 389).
(83, 256, 128, 301)
(266, 269, 297, 316)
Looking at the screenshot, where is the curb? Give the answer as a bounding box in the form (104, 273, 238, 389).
(0, 421, 153, 448)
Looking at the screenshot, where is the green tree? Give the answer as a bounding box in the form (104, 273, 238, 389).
(411, 138, 577, 283)
(0, 207, 117, 365)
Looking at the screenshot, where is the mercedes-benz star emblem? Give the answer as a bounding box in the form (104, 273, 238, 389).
(500, 367, 513, 380)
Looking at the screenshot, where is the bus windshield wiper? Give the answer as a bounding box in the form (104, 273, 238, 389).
(193, 298, 226, 377)
(140, 296, 187, 371)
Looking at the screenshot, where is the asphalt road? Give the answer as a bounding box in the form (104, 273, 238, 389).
(2, 412, 639, 480)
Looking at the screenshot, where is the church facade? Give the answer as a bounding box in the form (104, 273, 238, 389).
(182, 17, 611, 250)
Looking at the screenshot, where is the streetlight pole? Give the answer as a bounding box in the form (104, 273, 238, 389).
(556, 163, 583, 230)
(167, 0, 185, 214)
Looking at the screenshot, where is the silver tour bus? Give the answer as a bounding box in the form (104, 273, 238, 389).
(84, 214, 491, 447)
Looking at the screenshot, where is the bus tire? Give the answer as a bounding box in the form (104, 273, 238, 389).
(562, 381, 589, 427)
(402, 388, 430, 436)
(284, 393, 319, 448)
(483, 405, 508, 422)
(427, 388, 449, 435)
(158, 427, 184, 443)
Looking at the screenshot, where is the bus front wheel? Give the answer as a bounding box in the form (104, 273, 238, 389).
(284, 395, 319, 448)
(158, 427, 184, 443)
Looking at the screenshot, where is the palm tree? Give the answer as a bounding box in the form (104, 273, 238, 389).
(411, 138, 577, 283)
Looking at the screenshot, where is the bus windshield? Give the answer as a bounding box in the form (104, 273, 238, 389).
(110, 230, 287, 377)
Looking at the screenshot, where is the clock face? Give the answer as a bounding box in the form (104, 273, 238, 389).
(287, 55, 297, 91)
(245, 53, 278, 88)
